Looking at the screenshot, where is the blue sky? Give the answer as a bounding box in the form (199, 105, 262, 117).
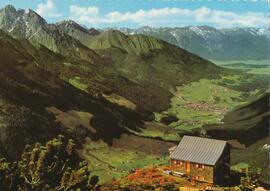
(0, 0, 268, 28)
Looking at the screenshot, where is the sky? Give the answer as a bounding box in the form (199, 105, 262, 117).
(0, 0, 269, 28)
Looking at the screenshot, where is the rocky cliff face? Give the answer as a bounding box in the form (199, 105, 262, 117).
(0, 5, 102, 63)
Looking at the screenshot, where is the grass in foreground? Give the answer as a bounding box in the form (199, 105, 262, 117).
(82, 139, 169, 184)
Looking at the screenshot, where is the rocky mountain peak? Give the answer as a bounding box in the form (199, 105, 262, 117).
(3, 4, 16, 13)
(0, 5, 47, 30)
(56, 20, 92, 35)
(88, 28, 100, 35)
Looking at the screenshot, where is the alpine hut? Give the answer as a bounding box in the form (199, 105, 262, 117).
(170, 136, 230, 184)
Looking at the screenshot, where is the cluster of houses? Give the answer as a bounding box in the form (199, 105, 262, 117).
(169, 136, 230, 185)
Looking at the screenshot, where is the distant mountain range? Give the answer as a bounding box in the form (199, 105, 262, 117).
(1, 4, 269, 62)
(118, 26, 270, 61)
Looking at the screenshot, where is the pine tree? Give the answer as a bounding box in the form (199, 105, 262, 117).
(0, 135, 97, 191)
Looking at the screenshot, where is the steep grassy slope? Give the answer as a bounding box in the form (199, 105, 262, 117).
(54, 25, 226, 88)
(0, 30, 147, 160)
(87, 30, 165, 54)
(86, 30, 225, 89)
(203, 93, 269, 183)
(206, 93, 269, 145)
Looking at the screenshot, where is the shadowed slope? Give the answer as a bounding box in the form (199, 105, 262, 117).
(0, 30, 146, 159)
(206, 93, 269, 146)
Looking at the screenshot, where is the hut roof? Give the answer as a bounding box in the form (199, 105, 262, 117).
(170, 136, 227, 165)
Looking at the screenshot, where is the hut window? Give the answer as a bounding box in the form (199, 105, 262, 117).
(177, 161, 183, 166)
(197, 164, 205, 169)
(175, 161, 182, 166)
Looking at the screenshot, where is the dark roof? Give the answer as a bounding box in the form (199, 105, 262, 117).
(170, 136, 227, 165)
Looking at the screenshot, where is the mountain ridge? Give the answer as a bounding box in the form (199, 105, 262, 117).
(118, 25, 270, 60)
(3, 3, 266, 61)
(0, 5, 103, 64)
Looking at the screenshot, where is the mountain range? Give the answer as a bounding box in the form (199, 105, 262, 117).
(0, 5, 228, 158)
(0, 5, 229, 111)
(118, 26, 270, 61)
(0, 5, 102, 63)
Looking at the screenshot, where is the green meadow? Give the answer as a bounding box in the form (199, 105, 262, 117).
(212, 60, 270, 75)
(155, 77, 248, 131)
(83, 140, 169, 184)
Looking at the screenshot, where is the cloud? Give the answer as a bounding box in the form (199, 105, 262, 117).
(36, 0, 62, 18)
(70, 5, 99, 18)
(69, 5, 268, 28)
